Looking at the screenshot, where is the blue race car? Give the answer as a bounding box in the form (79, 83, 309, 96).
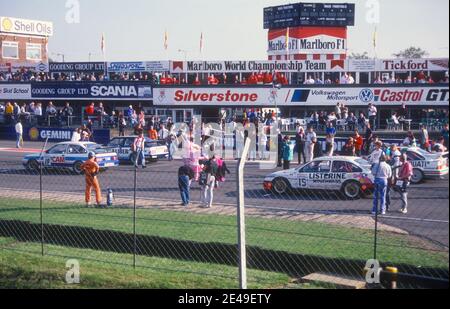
(23, 142, 119, 174)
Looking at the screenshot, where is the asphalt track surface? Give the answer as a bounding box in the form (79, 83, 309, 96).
(0, 140, 448, 249)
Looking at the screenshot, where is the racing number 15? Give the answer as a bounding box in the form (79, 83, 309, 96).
(299, 178, 307, 187)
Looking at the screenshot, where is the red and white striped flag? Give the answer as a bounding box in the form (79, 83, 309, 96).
(101, 33, 106, 55)
(164, 30, 168, 50)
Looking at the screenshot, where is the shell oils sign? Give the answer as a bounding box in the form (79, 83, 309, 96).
(0, 17, 53, 37)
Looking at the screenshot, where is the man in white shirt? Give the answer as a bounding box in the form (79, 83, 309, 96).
(368, 103, 378, 131)
(15, 120, 23, 149)
(158, 124, 170, 141)
(371, 154, 392, 215)
(71, 128, 81, 142)
(305, 127, 317, 163)
(347, 73, 355, 84)
(368, 141, 384, 165)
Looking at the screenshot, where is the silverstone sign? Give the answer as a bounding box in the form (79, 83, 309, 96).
(30, 82, 152, 100)
(154, 86, 449, 107)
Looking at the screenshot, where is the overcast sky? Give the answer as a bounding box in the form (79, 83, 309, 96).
(1, 0, 449, 62)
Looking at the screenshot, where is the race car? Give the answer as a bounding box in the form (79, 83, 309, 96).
(401, 147, 449, 184)
(106, 136, 169, 164)
(23, 142, 119, 174)
(263, 156, 374, 199)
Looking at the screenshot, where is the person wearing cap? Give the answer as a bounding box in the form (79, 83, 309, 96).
(80, 152, 102, 207)
(371, 154, 392, 215)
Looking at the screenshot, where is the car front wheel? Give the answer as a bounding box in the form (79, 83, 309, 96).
(26, 159, 40, 172)
(272, 178, 291, 195)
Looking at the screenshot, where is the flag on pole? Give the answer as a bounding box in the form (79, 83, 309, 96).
(164, 30, 168, 50)
(200, 32, 204, 53)
(101, 33, 106, 55)
(285, 27, 290, 58)
(372, 26, 377, 49)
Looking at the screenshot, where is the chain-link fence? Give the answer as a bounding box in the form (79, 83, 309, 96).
(0, 132, 448, 289)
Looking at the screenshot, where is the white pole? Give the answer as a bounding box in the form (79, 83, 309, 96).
(236, 138, 251, 289)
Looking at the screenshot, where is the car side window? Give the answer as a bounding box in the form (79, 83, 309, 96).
(47, 144, 67, 155)
(301, 160, 331, 173)
(332, 161, 362, 173)
(407, 151, 424, 161)
(109, 138, 124, 147)
(67, 145, 86, 154)
(124, 138, 134, 147)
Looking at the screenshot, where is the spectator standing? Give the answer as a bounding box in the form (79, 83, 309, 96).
(403, 131, 417, 147)
(342, 138, 356, 156)
(305, 127, 317, 163)
(368, 103, 378, 131)
(118, 114, 126, 137)
(259, 127, 268, 160)
(419, 125, 430, 150)
(15, 119, 23, 149)
(282, 136, 294, 170)
(295, 126, 306, 164)
(325, 122, 336, 156)
(148, 126, 158, 140)
(368, 141, 384, 165)
(133, 132, 146, 169)
(364, 123, 373, 155)
(353, 131, 364, 156)
(335, 103, 342, 120)
(71, 128, 81, 142)
(396, 154, 414, 214)
(178, 163, 195, 207)
(347, 112, 357, 131)
(200, 156, 219, 209)
(441, 124, 449, 149)
(371, 155, 392, 216)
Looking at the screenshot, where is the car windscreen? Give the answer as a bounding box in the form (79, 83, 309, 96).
(86, 144, 109, 154)
(354, 158, 371, 167)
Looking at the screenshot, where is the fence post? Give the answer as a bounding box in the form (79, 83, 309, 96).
(39, 137, 49, 256)
(133, 165, 137, 269)
(236, 138, 251, 289)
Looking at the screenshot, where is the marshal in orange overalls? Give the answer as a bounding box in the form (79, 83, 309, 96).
(80, 158, 102, 205)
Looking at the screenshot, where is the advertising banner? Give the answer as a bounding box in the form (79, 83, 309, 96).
(107, 61, 169, 73)
(377, 59, 449, 72)
(0, 16, 53, 37)
(30, 82, 152, 100)
(268, 27, 347, 56)
(154, 86, 449, 107)
(49, 62, 106, 73)
(0, 84, 31, 100)
(0, 61, 49, 73)
(170, 60, 345, 73)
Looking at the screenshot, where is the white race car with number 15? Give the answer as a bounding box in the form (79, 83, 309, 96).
(263, 156, 375, 199)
